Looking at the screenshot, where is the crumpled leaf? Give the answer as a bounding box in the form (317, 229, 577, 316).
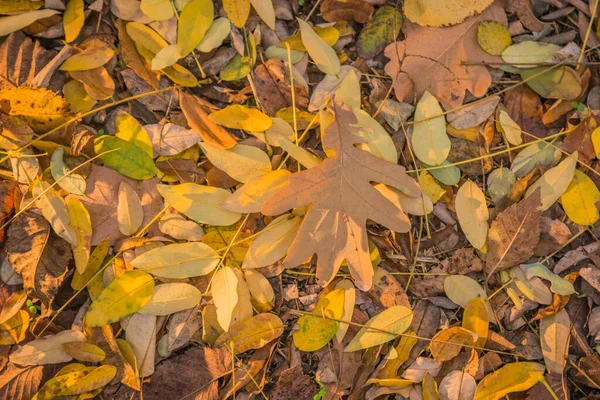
(262, 102, 420, 291)
(384, 2, 507, 110)
(6, 212, 72, 315)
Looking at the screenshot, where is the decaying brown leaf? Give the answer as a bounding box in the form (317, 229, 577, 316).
(486, 189, 541, 275)
(321, 0, 374, 23)
(253, 59, 308, 116)
(6, 212, 72, 316)
(0, 364, 45, 400)
(262, 102, 421, 290)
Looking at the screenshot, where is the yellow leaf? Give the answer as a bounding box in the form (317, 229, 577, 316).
(404, 0, 494, 27)
(199, 143, 272, 183)
(375, 183, 433, 216)
(140, 0, 173, 21)
(430, 326, 476, 361)
(131, 242, 220, 278)
(62, 342, 106, 363)
(215, 313, 284, 355)
(278, 138, 323, 169)
(352, 108, 398, 162)
(223, 0, 250, 28)
(115, 111, 153, 157)
(0, 290, 27, 325)
(62, 80, 96, 113)
(51, 147, 86, 195)
(67, 197, 92, 274)
(139, 283, 202, 316)
(335, 279, 356, 342)
(560, 169, 600, 225)
(1, 309, 28, 343)
(592, 127, 600, 158)
(202, 230, 250, 267)
(412, 91, 450, 166)
(209, 105, 272, 132)
(447, 125, 480, 142)
(244, 269, 275, 308)
(474, 362, 545, 400)
(462, 297, 489, 350)
(297, 18, 340, 76)
(157, 183, 242, 225)
(117, 181, 144, 236)
(498, 110, 522, 145)
(540, 308, 570, 375)
(124, 313, 156, 377)
(33, 182, 78, 245)
(525, 152, 578, 211)
(335, 70, 361, 109)
(249, 0, 275, 30)
(59, 365, 117, 396)
(60, 47, 115, 71)
(72, 238, 110, 291)
(294, 289, 345, 352)
(178, 0, 214, 57)
(198, 17, 231, 53)
(202, 304, 224, 345)
(278, 26, 340, 52)
(366, 378, 414, 388)
(242, 214, 301, 269)
(84, 270, 155, 327)
(0, 9, 60, 36)
(422, 372, 440, 400)
(456, 180, 488, 250)
(345, 306, 413, 352)
(158, 213, 205, 241)
(419, 171, 446, 204)
(477, 21, 512, 56)
(276, 107, 320, 130)
(212, 266, 239, 331)
(64, 0, 85, 43)
(221, 170, 291, 213)
(151, 44, 179, 70)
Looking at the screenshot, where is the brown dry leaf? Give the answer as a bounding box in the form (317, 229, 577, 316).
(540, 308, 570, 374)
(262, 102, 421, 290)
(0, 364, 45, 400)
(533, 217, 571, 257)
(179, 91, 237, 149)
(383, 1, 507, 110)
(404, 300, 441, 368)
(321, 0, 374, 23)
(555, 242, 600, 274)
(562, 116, 597, 163)
(0, 181, 18, 243)
(143, 346, 232, 400)
(572, 353, 600, 389)
(580, 266, 600, 292)
(76, 165, 163, 245)
(486, 189, 541, 275)
(504, 85, 548, 141)
(514, 0, 546, 32)
(253, 59, 308, 116)
(221, 343, 274, 398)
(6, 212, 71, 316)
(115, 19, 160, 90)
(70, 67, 115, 101)
(269, 365, 316, 400)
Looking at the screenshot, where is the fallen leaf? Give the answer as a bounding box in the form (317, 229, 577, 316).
(562, 117, 596, 163)
(521, 66, 581, 100)
(145, 123, 201, 156)
(356, 6, 402, 59)
(242, 214, 301, 269)
(66, 196, 92, 274)
(85, 270, 155, 327)
(262, 102, 420, 290)
(139, 282, 202, 316)
(6, 212, 72, 315)
(297, 18, 340, 76)
(60, 47, 114, 72)
(0, 364, 44, 400)
(140, 0, 173, 20)
(486, 190, 541, 273)
(9, 330, 86, 366)
(212, 266, 239, 332)
(50, 147, 86, 195)
(294, 289, 345, 351)
(131, 242, 220, 278)
(209, 104, 272, 132)
(125, 312, 156, 377)
(455, 180, 488, 251)
(539, 308, 570, 375)
(411, 91, 450, 166)
(439, 370, 476, 400)
(94, 135, 157, 180)
(254, 58, 309, 115)
(321, 0, 373, 23)
(221, 170, 291, 213)
(345, 305, 413, 352)
(498, 110, 522, 145)
(158, 213, 205, 241)
(477, 21, 511, 56)
(474, 362, 545, 400)
(70, 67, 115, 100)
(0, 9, 60, 37)
(560, 169, 600, 225)
(524, 152, 578, 211)
(462, 297, 489, 350)
(33, 181, 77, 245)
(430, 326, 476, 362)
(177, 0, 213, 57)
(215, 313, 284, 355)
(223, 0, 250, 28)
(62, 342, 106, 363)
(384, 3, 507, 110)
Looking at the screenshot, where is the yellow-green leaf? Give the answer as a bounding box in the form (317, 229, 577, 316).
(199, 143, 272, 183)
(223, 0, 250, 28)
(131, 242, 220, 278)
(67, 197, 92, 274)
(352, 108, 398, 162)
(212, 266, 238, 332)
(412, 91, 450, 166)
(63, 80, 96, 113)
(51, 147, 86, 195)
(64, 0, 85, 43)
(474, 362, 545, 400)
(115, 111, 153, 157)
(215, 313, 284, 355)
(60, 47, 115, 71)
(85, 270, 155, 327)
(525, 152, 578, 211)
(139, 283, 202, 316)
(151, 44, 179, 70)
(94, 135, 157, 180)
(178, 0, 214, 57)
(157, 183, 241, 225)
(345, 306, 413, 352)
(198, 17, 231, 52)
(293, 289, 345, 352)
(297, 18, 340, 76)
(221, 170, 291, 213)
(59, 365, 117, 396)
(209, 105, 272, 132)
(521, 66, 581, 100)
(249, 0, 275, 30)
(456, 180, 488, 250)
(560, 169, 600, 225)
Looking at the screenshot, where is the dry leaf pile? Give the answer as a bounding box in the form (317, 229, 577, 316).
(0, 0, 599, 399)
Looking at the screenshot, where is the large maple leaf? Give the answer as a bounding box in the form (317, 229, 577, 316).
(262, 103, 421, 291)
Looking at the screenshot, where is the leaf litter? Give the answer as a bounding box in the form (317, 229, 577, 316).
(0, 1, 599, 399)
